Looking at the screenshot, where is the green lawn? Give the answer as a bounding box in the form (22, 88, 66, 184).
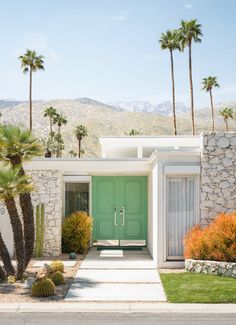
(160, 272, 236, 303)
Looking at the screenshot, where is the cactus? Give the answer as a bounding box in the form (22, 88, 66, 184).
(31, 278, 55, 297)
(50, 260, 64, 273)
(50, 271, 65, 285)
(35, 203, 45, 257)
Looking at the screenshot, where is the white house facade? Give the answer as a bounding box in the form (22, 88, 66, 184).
(0, 132, 235, 268)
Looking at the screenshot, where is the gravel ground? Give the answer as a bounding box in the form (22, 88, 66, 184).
(0, 253, 86, 303)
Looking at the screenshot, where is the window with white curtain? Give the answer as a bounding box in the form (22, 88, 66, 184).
(166, 176, 198, 260)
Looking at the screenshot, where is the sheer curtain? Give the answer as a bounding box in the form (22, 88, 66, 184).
(166, 176, 197, 260)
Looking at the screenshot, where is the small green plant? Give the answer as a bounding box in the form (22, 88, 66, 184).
(35, 203, 45, 257)
(69, 252, 77, 260)
(31, 278, 55, 297)
(50, 260, 64, 273)
(50, 271, 65, 285)
(62, 211, 92, 254)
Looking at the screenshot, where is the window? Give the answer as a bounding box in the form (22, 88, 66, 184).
(65, 183, 89, 217)
(166, 176, 198, 260)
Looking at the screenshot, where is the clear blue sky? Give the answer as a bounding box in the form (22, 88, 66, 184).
(0, 0, 235, 108)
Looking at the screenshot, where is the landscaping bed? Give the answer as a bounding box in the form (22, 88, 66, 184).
(0, 253, 86, 303)
(160, 272, 236, 303)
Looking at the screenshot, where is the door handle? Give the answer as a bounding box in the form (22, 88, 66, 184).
(114, 207, 118, 226)
(120, 207, 125, 226)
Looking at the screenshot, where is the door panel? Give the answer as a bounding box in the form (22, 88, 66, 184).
(92, 177, 118, 240)
(92, 176, 147, 242)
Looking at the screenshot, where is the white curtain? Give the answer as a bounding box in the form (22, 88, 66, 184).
(166, 176, 197, 259)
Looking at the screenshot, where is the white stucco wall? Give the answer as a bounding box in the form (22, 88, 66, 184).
(0, 203, 14, 257)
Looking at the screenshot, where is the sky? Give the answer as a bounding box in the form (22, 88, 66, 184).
(0, 0, 235, 108)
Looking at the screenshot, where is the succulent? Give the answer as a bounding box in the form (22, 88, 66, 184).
(69, 252, 77, 260)
(50, 260, 64, 273)
(31, 278, 55, 297)
(50, 271, 65, 286)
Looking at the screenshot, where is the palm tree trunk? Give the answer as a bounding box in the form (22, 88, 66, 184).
(170, 50, 177, 135)
(29, 67, 33, 131)
(225, 118, 229, 131)
(209, 89, 215, 131)
(0, 231, 15, 276)
(188, 43, 195, 135)
(10, 162, 35, 269)
(78, 139, 81, 158)
(50, 117, 52, 135)
(0, 264, 6, 280)
(5, 198, 25, 280)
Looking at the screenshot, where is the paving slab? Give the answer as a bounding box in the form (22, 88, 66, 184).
(74, 269, 161, 283)
(32, 261, 77, 268)
(65, 283, 167, 302)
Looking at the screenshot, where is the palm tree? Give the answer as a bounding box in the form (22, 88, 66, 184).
(19, 50, 44, 131)
(74, 124, 88, 158)
(126, 129, 141, 136)
(159, 30, 181, 135)
(44, 107, 58, 135)
(219, 107, 234, 131)
(179, 19, 203, 135)
(69, 150, 77, 157)
(53, 113, 67, 135)
(0, 125, 42, 268)
(0, 167, 34, 279)
(0, 231, 15, 278)
(52, 113, 67, 157)
(202, 76, 219, 131)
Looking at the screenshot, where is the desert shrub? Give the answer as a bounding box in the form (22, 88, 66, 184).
(184, 212, 236, 262)
(62, 211, 92, 254)
(50, 260, 64, 273)
(50, 271, 65, 285)
(31, 278, 55, 297)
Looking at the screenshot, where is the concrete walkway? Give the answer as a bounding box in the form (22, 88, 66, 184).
(65, 248, 166, 302)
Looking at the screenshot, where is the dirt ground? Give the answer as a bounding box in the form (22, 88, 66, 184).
(0, 253, 86, 303)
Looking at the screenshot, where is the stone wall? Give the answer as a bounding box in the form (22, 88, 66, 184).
(185, 259, 236, 278)
(29, 170, 62, 256)
(200, 132, 236, 225)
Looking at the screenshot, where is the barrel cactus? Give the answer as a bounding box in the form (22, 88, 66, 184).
(50, 260, 64, 273)
(31, 278, 55, 297)
(69, 252, 77, 260)
(50, 271, 65, 286)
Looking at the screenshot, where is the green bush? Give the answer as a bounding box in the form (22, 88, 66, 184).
(31, 278, 55, 297)
(50, 271, 65, 285)
(62, 211, 92, 254)
(50, 260, 64, 273)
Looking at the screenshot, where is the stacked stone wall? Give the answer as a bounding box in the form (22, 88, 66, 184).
(200, 132, 236, 225)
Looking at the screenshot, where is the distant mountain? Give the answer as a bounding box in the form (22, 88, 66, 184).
(0, 100, 26, 109)
(109, 100, 189, 116)
(0, 98, 235, 157)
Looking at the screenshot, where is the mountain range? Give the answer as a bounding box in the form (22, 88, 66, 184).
(0, 98, 235, 157)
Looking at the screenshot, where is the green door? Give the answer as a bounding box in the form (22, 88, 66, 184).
(92, 176, 147, 241)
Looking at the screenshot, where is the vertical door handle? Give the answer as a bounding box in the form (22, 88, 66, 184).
(114, 207, 118, 226)
(120, 207, 125, 226)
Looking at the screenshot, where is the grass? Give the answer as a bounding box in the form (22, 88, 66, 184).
(160, 272, 236, 303)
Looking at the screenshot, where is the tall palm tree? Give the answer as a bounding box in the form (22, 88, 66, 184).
(202, 76, 219, 131)
(179, 19, 203, 135)
(0, 125, 42, 268)
(0, 167, 34, 279)
(219, 107, 234, 131)
(159, 30, 181, 135)
(53, 113, 67, 135)
(53, 113, 67, 157)
(44, 107, 58, 135)
(19, 50, 44, 131)
(74, 124, 88, 158)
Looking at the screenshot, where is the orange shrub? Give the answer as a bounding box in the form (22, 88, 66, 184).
(184, 212, 236, 262)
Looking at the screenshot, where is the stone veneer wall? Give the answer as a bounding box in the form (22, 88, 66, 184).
(29, 170, 62, 256)
(185, 259, 236, 278)
(200, 132, 236, 225)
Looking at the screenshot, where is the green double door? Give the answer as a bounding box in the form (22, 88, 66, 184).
(92, 176, 147, 241)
